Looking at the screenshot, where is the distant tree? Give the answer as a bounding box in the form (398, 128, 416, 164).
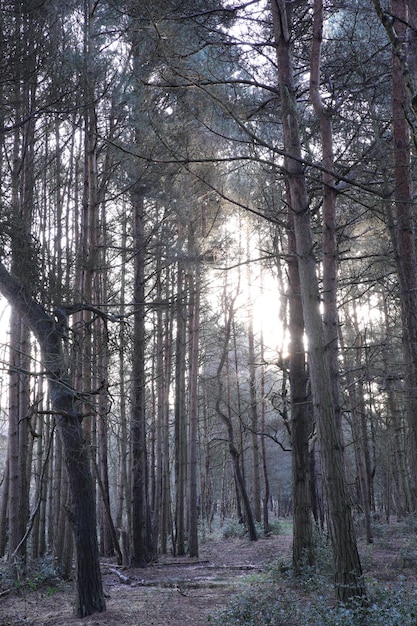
(216, 293, 258, 542)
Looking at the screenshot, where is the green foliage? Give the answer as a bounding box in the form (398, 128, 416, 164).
(208, 583, 298, 626)
(221, 519, 247, 539)
(399, 530, 417, 568)
(0, 555, 60, 595)
(401, 512, 417, 532)
(309, 581, 417, 626)
(209, 533, 417, 626)
(209, 575, 417, 626)
(267, 518, 283, 536)
(311, 527, 333, 574)
(221, 517, 286, 539)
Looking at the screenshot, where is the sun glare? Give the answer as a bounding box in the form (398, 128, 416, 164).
(206, 212, 287, 364)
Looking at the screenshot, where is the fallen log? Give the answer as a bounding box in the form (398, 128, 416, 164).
(109, 568, 131, 584)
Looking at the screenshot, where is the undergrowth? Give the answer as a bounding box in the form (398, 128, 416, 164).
(0, 554, 60, 595)
(221, 517, 285, 539)
(208, 572, 417, 626)
(209, 528, 417, 626)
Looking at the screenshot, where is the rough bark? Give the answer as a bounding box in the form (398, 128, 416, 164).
(372, 0, 417, 509)
(130, 190, 153, 566)
(287, 208, 314, 572)
(310, 0, 342, 436)
(390, 0, 417, 506)
(0, 262, 106, 617)
(271, 0, 365, 601)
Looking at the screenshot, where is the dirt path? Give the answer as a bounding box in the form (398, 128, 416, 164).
(0, 534, 292, 626)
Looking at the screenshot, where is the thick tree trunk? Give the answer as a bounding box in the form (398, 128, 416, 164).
(373, 0, 417, 509)
(0, 262, 106, 617)
(390, 0, 417, 506)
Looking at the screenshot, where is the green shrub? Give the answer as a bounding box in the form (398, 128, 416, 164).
(309, 581, 417, 625)
(221, 518, 247, 539)
(209, 545, 417, 626)
(312, 527, 333, 574)
(402, 512, 417, 532)
(0, 554, 60, 594)
(267, 518, 282, 536)
(209, 578, 417, 626)
(208, 583, 298, 626)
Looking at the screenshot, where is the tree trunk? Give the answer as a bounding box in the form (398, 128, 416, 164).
(0, 262, 106, 617)
(174, 261, 188, 556)
(271, 0, 365, 601)
(390, 0, 417, 506)
(286, 207, 314, 572)
(0, 456, 9, 557)
(152, 256, 165, 551)
(116, 216, 130, 539)
(130, 189, 153, 566)
(187, 264, 200, 558)
(310, 0, 344, 440)
(248, 311, 262, 524)
(8, 318, 30, 565)
(161, 265, 174, 553)
(216, 297, 257, 541)
(259, 335, 271, 535)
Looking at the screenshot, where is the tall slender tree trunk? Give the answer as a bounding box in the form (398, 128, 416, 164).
(390, 0, 417, 505)
(259, 333, 271, 534)
(153, 257, 165, 552)
(310, 0, 342, 436)
(0, 457, 9, 557)
(130, 189, 153, 566)
(381, 296, 412, 515)
(340, 315, 373, 543)
(188, 263, 200, 557)
(286, 207, 314, 572)
(216, 297, 257, 541)
(161, 265, 174, 554)
(247, 264, 262, 523)
(271, 0, 365, 601)
(174, 261, 187, 556)
(372, 0, 417, 508)
(7, 319, 30, 565)
(7, 24, 36, 561)
(116, 214, 130, 541)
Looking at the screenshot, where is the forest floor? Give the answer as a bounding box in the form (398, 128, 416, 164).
(1, 518, 417, 625)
